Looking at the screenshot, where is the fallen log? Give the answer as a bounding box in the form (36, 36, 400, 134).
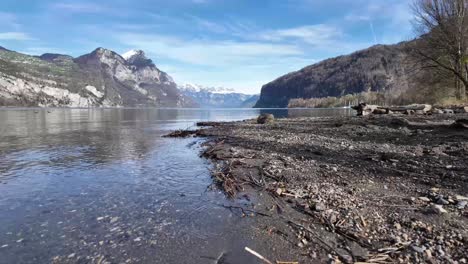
(352, 103, 432, 116)
(452, 119, 468, 129)
(351, 103, 379, 116)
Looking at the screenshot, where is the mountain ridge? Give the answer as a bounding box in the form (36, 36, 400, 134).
(254, 41, 417, 108)
(0, 46, 196, 107)
(178, 83, 258, 108)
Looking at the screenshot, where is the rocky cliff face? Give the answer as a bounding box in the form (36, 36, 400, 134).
(178, 83, 258, 108)
(0, 47, 196, 107)
(255, 42, 413, 108)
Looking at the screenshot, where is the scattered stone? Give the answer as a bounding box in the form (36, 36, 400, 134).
(177, 114, 468, 263)
(457, 201, 467, 210)
(276, 188, 283, 196)
(133, 237, 142, 242)
(424, 249, 432, 259)
(312, 202, 326, 212)
(68, 253, 76, 259)
(394, 223, 402, 230)
(1, 244, 8, 248)
(436, 197, 449, 205)
(110, 217, 119, 224)
(418, 197, 431, 202)
(411, 245, 425, 254)
(429, 204, 448, 214)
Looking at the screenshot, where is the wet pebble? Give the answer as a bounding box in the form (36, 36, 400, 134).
(457, 201, 467, 210)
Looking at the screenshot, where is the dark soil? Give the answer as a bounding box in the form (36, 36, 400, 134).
(170, 114, 468, 263)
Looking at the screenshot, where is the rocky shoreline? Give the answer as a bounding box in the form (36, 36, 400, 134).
(168, 113, 468, 263)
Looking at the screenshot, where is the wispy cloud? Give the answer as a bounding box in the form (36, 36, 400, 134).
(51, 2, 107, 13)
(0, 32, 32, 41)
(117, 33, 303, 66)
(257, 25, 342, 46)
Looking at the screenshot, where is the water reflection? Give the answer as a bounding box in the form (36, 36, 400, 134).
(0, 108, 349, 263)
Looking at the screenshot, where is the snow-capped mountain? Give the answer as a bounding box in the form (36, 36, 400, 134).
(178, 83, 259, 108)
(122, 49, 142, 60)
(178, 83, 236, 94)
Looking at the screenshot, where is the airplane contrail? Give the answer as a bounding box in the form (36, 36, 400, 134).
(369, 21, 378, 44)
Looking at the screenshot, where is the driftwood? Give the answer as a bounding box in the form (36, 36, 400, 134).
(352, 103, 433, 116)
(452, 119, 468, 129)
(245, 247, 273, 264)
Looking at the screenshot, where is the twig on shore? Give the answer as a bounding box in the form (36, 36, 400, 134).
(287, 220, 353, 264)
(245, 247, 273, 264)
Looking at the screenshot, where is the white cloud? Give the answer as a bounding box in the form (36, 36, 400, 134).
(0, 32, 32, 41)
(51, 3, 107, 13)
(117, 33, 303, 66)
(257, 24, 342, 45)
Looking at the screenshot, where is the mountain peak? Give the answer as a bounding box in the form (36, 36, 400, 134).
(91, 47, 118, 56)
(122, 49, 145, 60)
(122, 49, 154, 68)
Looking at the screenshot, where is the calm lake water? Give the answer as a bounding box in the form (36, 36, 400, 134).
(0, 108, 351, 264)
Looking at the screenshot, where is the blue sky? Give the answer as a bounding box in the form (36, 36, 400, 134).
(0, 0, 414, 94)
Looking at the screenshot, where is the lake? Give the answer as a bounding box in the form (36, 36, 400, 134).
(0, 108, 352, 263)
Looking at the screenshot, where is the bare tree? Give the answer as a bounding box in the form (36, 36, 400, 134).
(412, 0, 468, 101)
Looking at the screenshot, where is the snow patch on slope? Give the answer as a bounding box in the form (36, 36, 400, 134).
(122, 49, 145, 61)
(178, 83, 236, 94)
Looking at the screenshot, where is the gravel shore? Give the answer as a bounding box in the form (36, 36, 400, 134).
(170, 114, 468, 263)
